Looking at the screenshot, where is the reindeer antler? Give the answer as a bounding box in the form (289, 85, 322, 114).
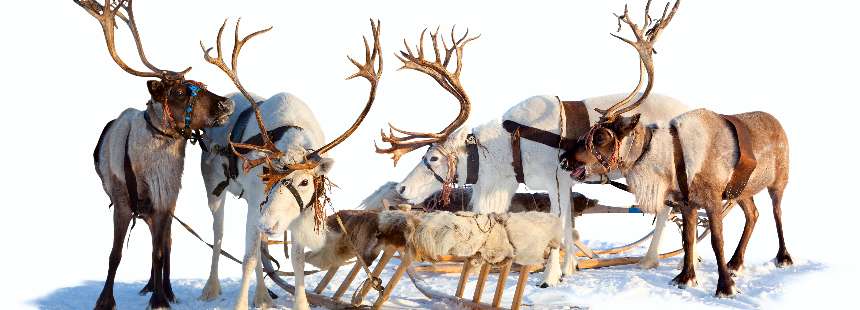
(74, 0, 190, 80)
(375, 26, 480, 166)
(284, 19, 384, 171)
(200, 19, 276, 172)
(595, 0, 681, 121)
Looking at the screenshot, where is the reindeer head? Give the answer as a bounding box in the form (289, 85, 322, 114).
(374, 27, 479, 204)
(75, 0, 234, 139)
(560, 0, 680, 180)
(199, 19, 383, 237)
(563, 114, 641, 181)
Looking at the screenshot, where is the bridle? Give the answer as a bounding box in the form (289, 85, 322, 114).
(148, 80, 208, 144)
(421, 145, 459, 185)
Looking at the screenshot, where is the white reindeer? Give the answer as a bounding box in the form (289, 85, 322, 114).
(199, 20, 382, 310)
(378, 1, 685, 287)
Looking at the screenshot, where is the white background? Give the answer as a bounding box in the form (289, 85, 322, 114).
(2, 0, 858, 309)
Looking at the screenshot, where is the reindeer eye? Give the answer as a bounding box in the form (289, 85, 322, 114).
(299, 179, 309, 187)
(429, 156, 439, 162)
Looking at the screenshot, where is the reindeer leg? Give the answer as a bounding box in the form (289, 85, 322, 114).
(139, 265, 155, 296)
(148, 212, 171, 309)
(162, 214, 176, 303)
(558, 183, 578, 277)
(769, 186, 793, 267)
(201, 191, 227, 301)
(671, 202, 698, 288)
(234, 206, 261, 310)
(253, 235, 274, 308)
(291, 237, 311, 310)
(702, 200, 736, 298)
(641, 204, 671, 269)
(95, 204, 133, 310)
(727, 197, 758, 275)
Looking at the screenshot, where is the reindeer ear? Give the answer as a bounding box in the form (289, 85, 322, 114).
(147, 80, 167, 101)
(593, 129, 614, 147)
(314, 158, 335, 176)
(613, 114, 641, 135)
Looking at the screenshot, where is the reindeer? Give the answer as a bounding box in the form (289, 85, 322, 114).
(560, 4, 792, 298)
(199, 20, 382, 310)
(77, 1, 236, 309)
(375, 1, 685, 287)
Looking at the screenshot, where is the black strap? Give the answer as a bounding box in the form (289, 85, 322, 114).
(227, 107, 257, 179)
(422, 156, 447, 184)
(123, 129, 144, 223)
(237, 125, 301, 154)
(502, 120, 576, 150)
(510, 128, 525, 183)
(465, 134, 479, 185)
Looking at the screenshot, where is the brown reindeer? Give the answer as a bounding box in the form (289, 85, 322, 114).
(559, 2, 792, 297)
(78, 1, 235, 309)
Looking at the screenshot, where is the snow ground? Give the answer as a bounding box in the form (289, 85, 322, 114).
(4, 0, 860, 309)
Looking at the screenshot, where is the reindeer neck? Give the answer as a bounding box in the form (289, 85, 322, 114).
(624, 128, 674, 188)
(145, 101, 186, 141)
(291, 206, 329, 251)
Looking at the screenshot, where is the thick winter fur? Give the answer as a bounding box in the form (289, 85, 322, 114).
(199, 92, 328, 309)
(360, 181, 597, 215)
(302, 210, 384, 269)
(572, 108, 792, 297)
(396, 93, 689, 285)
(376, 210, 561, 267)
(93, 79, 233, 310)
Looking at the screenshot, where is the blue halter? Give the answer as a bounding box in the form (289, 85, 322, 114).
(183, 83, 202, 134)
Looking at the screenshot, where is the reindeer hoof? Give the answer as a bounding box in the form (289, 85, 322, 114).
(775, 251, 794, 267)
(639, 259, 659, 269)
(94, 295, 116, 310)
(148, 293, 171, 309)
(139, 281, 154, 296)
(670, 271, 697, 288)
(253, 289, 274, 309)
(538, 282, 550, 288)
(727, 260, 744, 277)
(199, 279, 221, 301)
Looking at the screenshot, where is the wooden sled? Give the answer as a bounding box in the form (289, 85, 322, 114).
(260, 244, 414, 309)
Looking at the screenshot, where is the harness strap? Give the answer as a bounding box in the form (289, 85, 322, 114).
(237, 125, 302, 154)
(561, 100, 591, 140)
(422, 155, 449, 184)
(227, 107, 256, 179)
(465, 133, 480, 185)
(123, 129, 144, 226)
(510, 127, 525, 183)
(502, 120, 574, 150)
(720, 114, 757, 200)
(284, 183, 307, 211)
(670, 125, 690, 203)
(143, 110, 177, 138)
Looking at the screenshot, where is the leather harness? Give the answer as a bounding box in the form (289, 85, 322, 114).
(501, 99, 590, 184)
(212, 105, 304, 197)
(423, 133, 480, 186)
(670, 114, 758, 204)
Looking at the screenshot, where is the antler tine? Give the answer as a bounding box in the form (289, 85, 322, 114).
(201, 18, 277, 172)
(75, 0, 186, 79)
(596, 0, 681, 120)
(289, 19, 384, 169)
(376, 26, 479, 165)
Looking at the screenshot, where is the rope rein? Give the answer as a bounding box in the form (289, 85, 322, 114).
(334, 213, 384, 293)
